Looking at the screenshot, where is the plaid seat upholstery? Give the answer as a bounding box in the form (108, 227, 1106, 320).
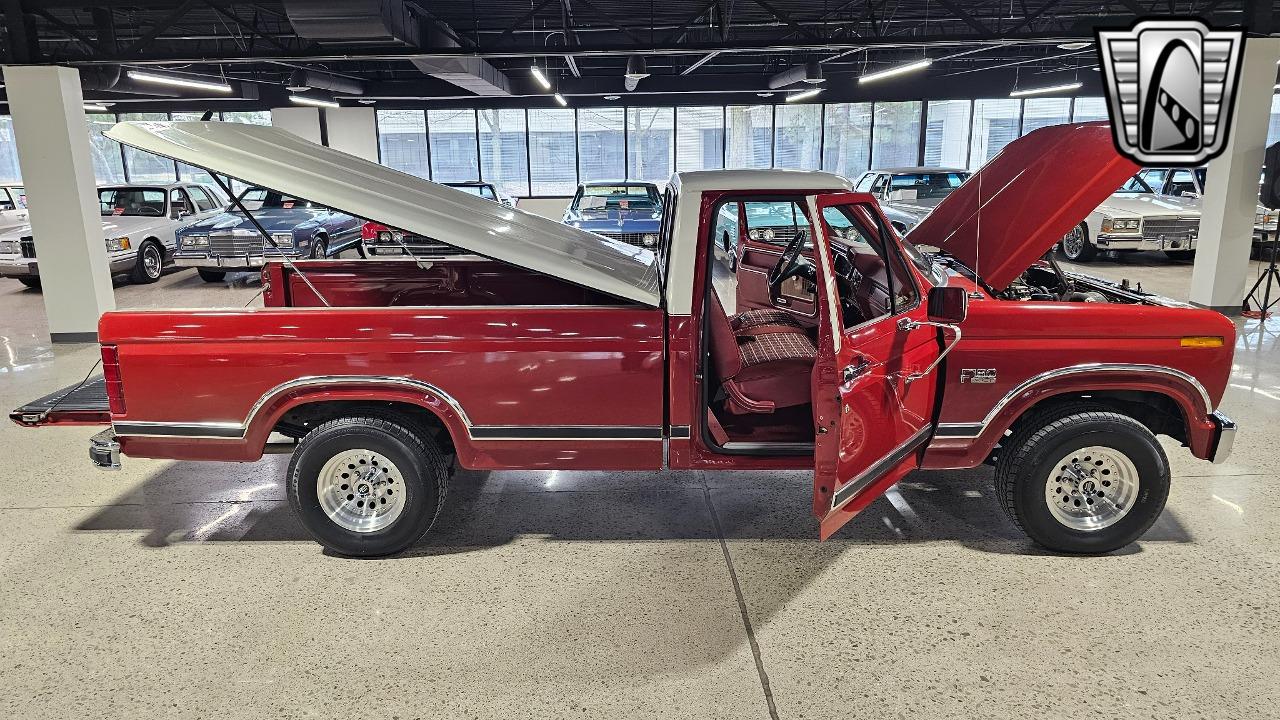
(738, 332, 817, 368)
(730, 309, 803, 332)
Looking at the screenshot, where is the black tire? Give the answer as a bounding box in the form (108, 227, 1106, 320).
(1163, 250, 1195, 261)
(130, 240, 164, 284)
(355, 239, 367, 259)
(995, 406, 1170, 554)
(1059, 223, 1097, 262)
(18, 277, 41, 289)
(286, 416, 448, 557)
(197, 268, 226, 283)
(310, 235, 328, 259)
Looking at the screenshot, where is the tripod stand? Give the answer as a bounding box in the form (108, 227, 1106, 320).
(1244, 229, 1280, 319)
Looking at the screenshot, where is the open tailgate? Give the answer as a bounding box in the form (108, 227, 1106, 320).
(10, 376, 111, 427)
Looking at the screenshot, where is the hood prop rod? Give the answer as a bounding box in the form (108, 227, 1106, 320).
(208, 173, 331, 308)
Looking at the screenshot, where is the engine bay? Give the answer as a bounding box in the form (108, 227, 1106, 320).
(939, 254, 1180, 306)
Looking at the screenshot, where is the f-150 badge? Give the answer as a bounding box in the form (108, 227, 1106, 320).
(1096, 18, 1243, 166)
(960, 369, 997, 384)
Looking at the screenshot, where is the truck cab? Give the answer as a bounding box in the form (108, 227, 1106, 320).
(12, 120, 1237, 558)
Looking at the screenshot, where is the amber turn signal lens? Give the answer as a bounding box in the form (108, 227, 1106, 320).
(1181, 336, 1224, 348)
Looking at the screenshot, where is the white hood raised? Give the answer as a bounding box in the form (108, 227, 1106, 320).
(106, 121, 660, 306)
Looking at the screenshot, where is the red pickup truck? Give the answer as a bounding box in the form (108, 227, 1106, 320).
(12, 121, 1236, 557)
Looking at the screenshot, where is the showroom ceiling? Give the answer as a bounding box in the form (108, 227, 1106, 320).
(0, 1, 1269, 110)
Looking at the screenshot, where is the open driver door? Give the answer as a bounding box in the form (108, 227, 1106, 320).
(805, 193, 966, 539)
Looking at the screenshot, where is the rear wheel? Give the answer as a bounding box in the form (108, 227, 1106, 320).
(995, 406, 1170, 554)
(18, 277, 40, 289)
(1164, 249, 1195, 261)
(310, 236, 328, 259)
(286, 416, 448, 557)
(130, 240, 164, 284)
(1059, 223, 1097, 262)
(197, 268, 226, 283)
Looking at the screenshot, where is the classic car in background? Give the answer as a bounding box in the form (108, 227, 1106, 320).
(0, 182, 223, 288)
(1059, 175, 1202, 262)
(175, 186, 364, 282)
(0, 184, 28, 232)
(851, 167, 972, 233)
(562, 181, 663, 247)
(361, 181, 512, 256)
(1138, 167, 1278, 253)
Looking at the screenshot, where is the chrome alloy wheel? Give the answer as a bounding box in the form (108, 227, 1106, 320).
(1061, 226, 1086, 259)
(1045, 445, 1140, 531)
(142, 244, 162, 279)
(316, 449, 406, 532)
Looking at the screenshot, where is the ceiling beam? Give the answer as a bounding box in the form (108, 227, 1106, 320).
(120, 0, 198, 56)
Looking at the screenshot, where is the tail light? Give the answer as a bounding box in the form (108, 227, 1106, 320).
(100, 345, 126, 415)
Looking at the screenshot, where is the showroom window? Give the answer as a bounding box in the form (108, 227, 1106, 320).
(86, 114, 127, 184)
(627, 107, 674, 183)
(166, 111, 218, 186)
(923, 100, 970, 168)
(1267, 94, 1280, 148)
(478, 109, 530, 198)
(774, 103, 821, 170)
(577, 107, 624, 183)
(428, 109, 479, 183)
(119, 112, 177, 182)
(726, 105, 773, 169)
(969, 99, 1022, 169)
(220, 111, 271, 125)
(871, 101, 923, 168)
(1021, 98, 1072, 135)
(376, 110, 429, 179)
(1072, 97, 1109, 122)
(528, 108, 578, 195)
(0, 117, 19, 184)
(822, 103, 872, 177)
(676, 106, 725, 172)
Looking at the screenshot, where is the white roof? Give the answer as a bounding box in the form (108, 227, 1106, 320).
(671, 169, 852, 194)
(105, 121, 660, 305)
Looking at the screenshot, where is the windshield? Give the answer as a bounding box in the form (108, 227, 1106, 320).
(451, 185, 497, 200)
(1115, 176, 1155, 194)
(236, 187, 321, 211)
(888, 172, 971, 199)
(99, 188, 166, 217)
(574, 185, 661, 213)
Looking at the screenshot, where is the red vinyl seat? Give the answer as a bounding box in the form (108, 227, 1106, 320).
(708, 292, 816, 414)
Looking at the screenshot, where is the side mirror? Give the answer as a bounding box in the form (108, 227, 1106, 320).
(927, 285, 968, 324)
(887, 188, 918, 202)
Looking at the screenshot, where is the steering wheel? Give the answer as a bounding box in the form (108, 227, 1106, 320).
(766, 228, 809, 288)
(137, 206, 162, 217)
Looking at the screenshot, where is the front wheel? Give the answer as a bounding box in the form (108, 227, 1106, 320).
(995, 407, 1170, 554)
(286, 416, 448, 557)
(310, 236, 328, 259)
(130, 240, 164, 284)
(1059, 223, 1097, 262)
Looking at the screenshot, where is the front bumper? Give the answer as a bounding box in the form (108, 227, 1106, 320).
(174, 252, 301, 271)
(90, 428, 121, 470)
(0, 254, 135, 279)
(1210, 410, 1236, 464)
(1095, 233, 1197, 252)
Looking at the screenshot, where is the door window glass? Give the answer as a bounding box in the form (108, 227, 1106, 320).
(821, 204, 919, 327)
(1168, 169, 1198, 196)
(189, 186, 218, 212)
(0, 189, 13, 211)
(170, 188, 194, 216)
(853, 174, 876, 192)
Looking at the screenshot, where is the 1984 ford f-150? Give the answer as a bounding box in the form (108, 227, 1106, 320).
(12, 121, 1236, 557)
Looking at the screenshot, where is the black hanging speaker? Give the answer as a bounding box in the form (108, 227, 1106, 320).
(1262, 142, 1280, 209)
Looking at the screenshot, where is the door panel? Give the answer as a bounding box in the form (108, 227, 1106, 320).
(809, 193, 942, 539)
(735, 241, 817, 316)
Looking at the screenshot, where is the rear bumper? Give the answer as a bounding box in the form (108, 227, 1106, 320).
(1209, 410, 1236, 464)
(90, 428, 121, 470)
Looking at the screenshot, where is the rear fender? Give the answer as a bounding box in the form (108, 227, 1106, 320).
(923, 364, 1216, 468)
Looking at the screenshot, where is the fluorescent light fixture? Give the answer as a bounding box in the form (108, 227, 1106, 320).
(756, 92, 774, 98)
(289, 94, 339, 108)
(357, 98, 376, 104)
(1010, 81, 1083, 97)
(785, 88, 824, 103)
(530, 65, 552, 90)
(1057, 41, 1091, 50)
(604, 95, 621, 100)
(554, 92, 568, 106)
(858, 59, 931, 84)
(127, 69, 233, 93)
(83, 104, 110, 112)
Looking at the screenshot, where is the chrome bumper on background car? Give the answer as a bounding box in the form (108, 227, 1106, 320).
(1211, 411, 1236, 464)
(90, 428, 121, 470)
(174, 254, 294, 269)
(0, 254, 135, 278)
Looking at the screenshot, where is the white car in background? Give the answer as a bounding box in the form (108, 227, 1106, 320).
(1058, 174, 1202, 262)
(0, 182, 225, 289)
(1138, 167, 1278, 253)
(851, 167, 972, 233)
(0, 184, 28, 231)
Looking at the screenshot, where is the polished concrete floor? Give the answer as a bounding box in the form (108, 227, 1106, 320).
(2, 258, 1278, 719)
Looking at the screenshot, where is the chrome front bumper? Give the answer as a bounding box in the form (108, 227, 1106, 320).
(1210, 411, 1236, 464)
(174, 253, 300, 270)
(1095, 233, 1197, 252)
(90, 428, 121, 470)
(0, 254, 135, 278)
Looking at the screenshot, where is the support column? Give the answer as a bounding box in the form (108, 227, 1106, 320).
(324, 107, 378, 161)
(270, 107, 322, 144)
(1189, 37, 1280, 313)
(3, 65, 114, 343)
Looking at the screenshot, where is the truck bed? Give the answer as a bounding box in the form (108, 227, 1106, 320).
(11, 376, 111, 427)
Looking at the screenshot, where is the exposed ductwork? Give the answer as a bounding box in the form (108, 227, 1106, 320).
(286, 69, 366, 96)
(767, 61, 824, 89)
(282, 0, 420, 46)
(409, 27, 512, 96)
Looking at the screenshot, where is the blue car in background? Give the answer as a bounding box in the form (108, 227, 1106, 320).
(174, 187, 364, 282)
(562, 181, 663, 248)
